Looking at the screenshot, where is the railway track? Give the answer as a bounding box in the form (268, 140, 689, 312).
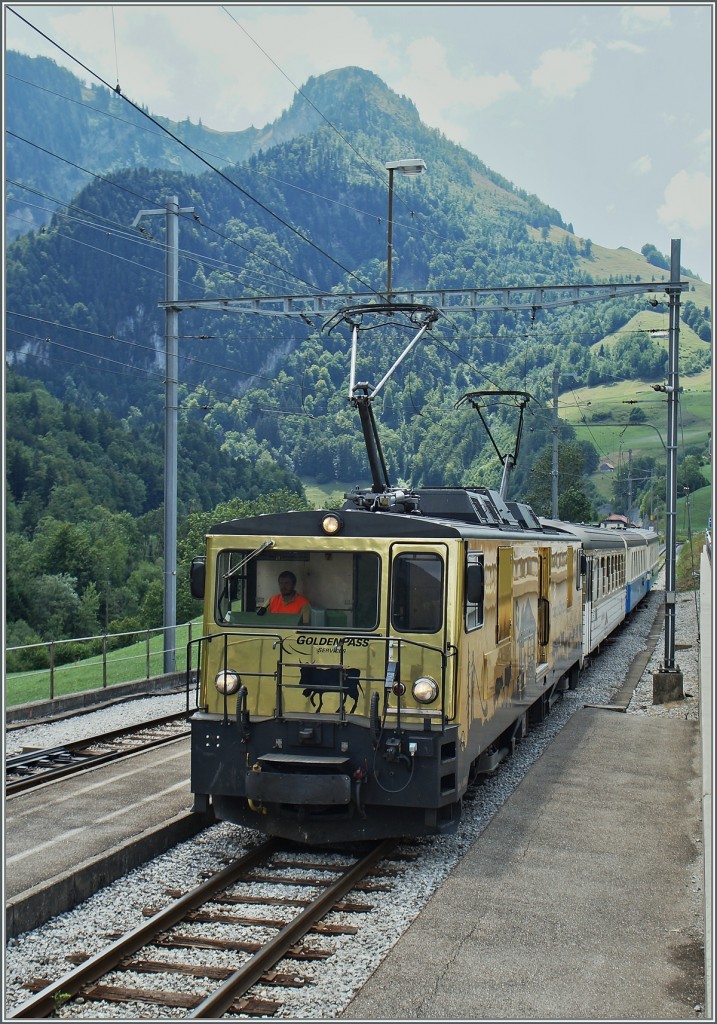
(10, 837, 406, 1019)
(5, 713, 191, 795)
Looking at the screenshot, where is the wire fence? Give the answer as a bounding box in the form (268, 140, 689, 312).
(4, 622, 198, 707)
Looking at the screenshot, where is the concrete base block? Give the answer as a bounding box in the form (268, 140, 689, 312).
(652, 668, 684, 704)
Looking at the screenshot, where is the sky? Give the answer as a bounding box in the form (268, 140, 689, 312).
(3, 2, 715, 283)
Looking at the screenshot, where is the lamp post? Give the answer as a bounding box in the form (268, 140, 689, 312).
(385, 158, 426, 302)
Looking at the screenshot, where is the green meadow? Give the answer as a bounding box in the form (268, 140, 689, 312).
(5, 620, 202, 708)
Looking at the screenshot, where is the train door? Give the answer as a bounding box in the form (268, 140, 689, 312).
(537, 547, 551, 669)
(388, 544, 452, 718)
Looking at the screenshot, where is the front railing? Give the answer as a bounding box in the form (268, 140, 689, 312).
(5, 622, 197, 707)
(187, 630, 453, 725)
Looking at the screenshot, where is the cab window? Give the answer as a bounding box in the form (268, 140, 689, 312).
(215, 549, 380, 629)
(391, 552, 443, 633)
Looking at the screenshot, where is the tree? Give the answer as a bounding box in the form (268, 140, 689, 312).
(525, 441, 597, 518)
(29, 573, 86, 641)
(641, 243, 670, 270)
(558, 487, 595, 523)
(678, 456, 709, 493)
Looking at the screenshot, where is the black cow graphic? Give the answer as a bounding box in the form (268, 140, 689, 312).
(300, 665, 362, 713)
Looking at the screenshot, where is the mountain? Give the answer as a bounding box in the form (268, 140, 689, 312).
(6, 57, 711, 499)
(6, 50, 262, 241)
(5, 54, 562, 243)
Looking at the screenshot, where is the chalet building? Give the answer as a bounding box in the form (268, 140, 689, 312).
(601, 513, 641, 529)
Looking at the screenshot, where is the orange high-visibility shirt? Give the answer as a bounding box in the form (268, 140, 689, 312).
(268, 593, 310, 615)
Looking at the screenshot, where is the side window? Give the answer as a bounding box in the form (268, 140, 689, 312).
(567, 547, 574, 608)
(497, 546, 513, 643)
(465, 553, 485, 632)
(391, 552, 443, 633)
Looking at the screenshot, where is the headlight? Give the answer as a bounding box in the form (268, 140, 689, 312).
(321, 513, 343, 535)
(215, 670, 241, 695)
(412, 676, 439, 704)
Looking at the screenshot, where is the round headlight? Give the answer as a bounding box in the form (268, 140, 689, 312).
(215, 670, 241, 695)
(322, 513, 343, 535)
(412, 676, 439, 704)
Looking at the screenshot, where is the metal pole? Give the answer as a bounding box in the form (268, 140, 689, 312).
(386, 167, 394, 303)
(627, 449, 633, 520)
(551, 365, 559, 518)
(164, 196, 179, 674)
(132, 197, 194, 677)
(653, 238, 684, 702)
(663, 239, 681, 672)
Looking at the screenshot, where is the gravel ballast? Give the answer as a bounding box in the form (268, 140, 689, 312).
(4, 578, 704, 1019)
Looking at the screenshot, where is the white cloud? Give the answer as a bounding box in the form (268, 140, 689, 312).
(620, 6, 672, 34)
(530, 42, 596, 99)
(657, 170, 711, 232)
(132, 5, 403, 130)
(9, 5, 401, 130)
(606, 39, 645, 54)
(630, 155, 652, 175)
(394, 38, 520, 146)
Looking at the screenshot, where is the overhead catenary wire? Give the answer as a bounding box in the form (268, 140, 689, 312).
(6, 193, 311, 297)
(7, 14, 701, 453)
(6, 326, 318, 418)
(8, 109, 686, 345)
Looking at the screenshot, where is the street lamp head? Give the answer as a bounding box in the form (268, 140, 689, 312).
(385, 158, 426, 176)
(384, 157, 426, 302)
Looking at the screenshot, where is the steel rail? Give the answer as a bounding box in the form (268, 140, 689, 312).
(9, 837, 396, 1019)
(5, 713, 190, 795)
(8, 839, 281, 1019)
(189, 837, 397, 1018)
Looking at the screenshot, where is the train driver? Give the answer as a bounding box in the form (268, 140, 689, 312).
(257, 571, 311, 623)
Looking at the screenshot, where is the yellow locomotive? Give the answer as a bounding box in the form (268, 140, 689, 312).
(188, 486, 589, 843)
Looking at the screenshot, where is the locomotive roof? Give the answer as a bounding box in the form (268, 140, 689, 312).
(208, 487, 577, 544)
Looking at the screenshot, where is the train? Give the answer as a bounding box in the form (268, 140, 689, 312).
(186, 483, 660, 845)
(186, 300, 660, 844)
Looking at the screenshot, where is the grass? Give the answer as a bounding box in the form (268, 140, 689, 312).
(303, 478, 368, 509)
(676, 484, 713, 543)
(7, 479, 709, 706)
(5, 620, 203, 708)
(676, 531, 706, 592)
(561, 368, 711, 461)
(526, 228, 710, 297)
(559, 364, 711, 516)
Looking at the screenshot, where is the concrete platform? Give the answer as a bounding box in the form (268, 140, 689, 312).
(5, 737, 212, 938)
(341, 709, 704, 1021)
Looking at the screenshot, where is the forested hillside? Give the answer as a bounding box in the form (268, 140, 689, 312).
(5, 369, 304, 654)
(5, 56, 712, 646)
